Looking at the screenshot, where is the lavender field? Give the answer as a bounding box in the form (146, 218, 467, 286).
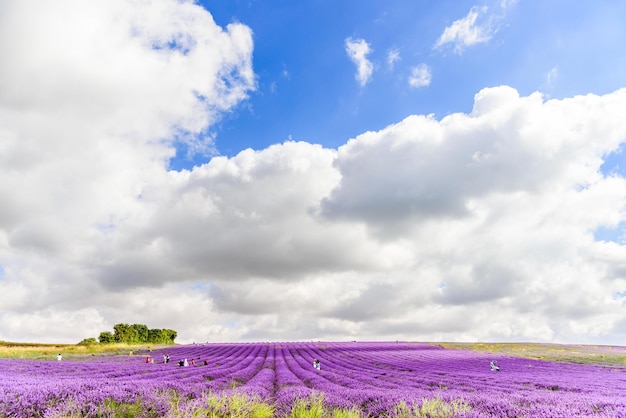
(1, 341, 625, 417)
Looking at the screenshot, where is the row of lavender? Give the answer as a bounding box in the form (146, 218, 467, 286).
(1, 341, 625, 417)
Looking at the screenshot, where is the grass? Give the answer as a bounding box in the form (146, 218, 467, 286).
(101, 398, 163, 418)
(437, 342, 626, 367)
(23, 392, 363, 418)
(187, 391, 275, 418)
(289, 393, 362, 418)
(288, 394, 471, 418)
(0, 340, 167, 360)
(392, 397, 472, 418)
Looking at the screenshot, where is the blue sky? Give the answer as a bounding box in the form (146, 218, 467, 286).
(171, 0, 626, 163)
(1, 0, 626, 345)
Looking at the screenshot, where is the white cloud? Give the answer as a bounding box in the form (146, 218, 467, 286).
(434, 1, 516, 53)
(1, 0, 626, 346)
(408, 64, 432, 88)
(3, 84, 626, 345)
(0, 0, 255, 342)
(544, 66, 559, 91)
(345, 37, 374, 86)
(316, 86, 626, 343)
(434, 6, 490, 52)
(387, 48, 401, 70)
(0, 0, 254, 151)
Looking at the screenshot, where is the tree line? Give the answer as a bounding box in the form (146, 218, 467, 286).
(79, 323, 177, 345)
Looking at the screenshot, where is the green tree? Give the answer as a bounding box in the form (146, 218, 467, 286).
(126, 327, 139, 343)
(99, 323, 176, 344)
(113, 323, 128, 343)
(113, 323, 138, 343)
(147, 328, 164, 343)
(131, 324, 149, 343)
(163, 329, 177, 343)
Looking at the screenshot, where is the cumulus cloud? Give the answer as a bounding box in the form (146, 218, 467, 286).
(1, 1, 626, 346)
(408, 64, 432, 88)
(345, 37, 374, 86)
(316, 86, 626, 343)
(0, 0, 255, 342)
(321, 86, 626, 228)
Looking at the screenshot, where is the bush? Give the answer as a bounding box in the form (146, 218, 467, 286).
(98, 331, 115, 344)
(77, 338, 98, 346)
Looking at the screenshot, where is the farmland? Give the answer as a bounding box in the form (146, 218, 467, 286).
(1, 341, 625, 417)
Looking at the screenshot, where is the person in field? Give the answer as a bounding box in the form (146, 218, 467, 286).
(313, 359, 321, 370)
(490, 360, 500, 371)
(57, 353, 62, 361)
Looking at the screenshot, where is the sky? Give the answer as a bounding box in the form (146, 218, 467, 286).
(1, 0, 626, 345)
